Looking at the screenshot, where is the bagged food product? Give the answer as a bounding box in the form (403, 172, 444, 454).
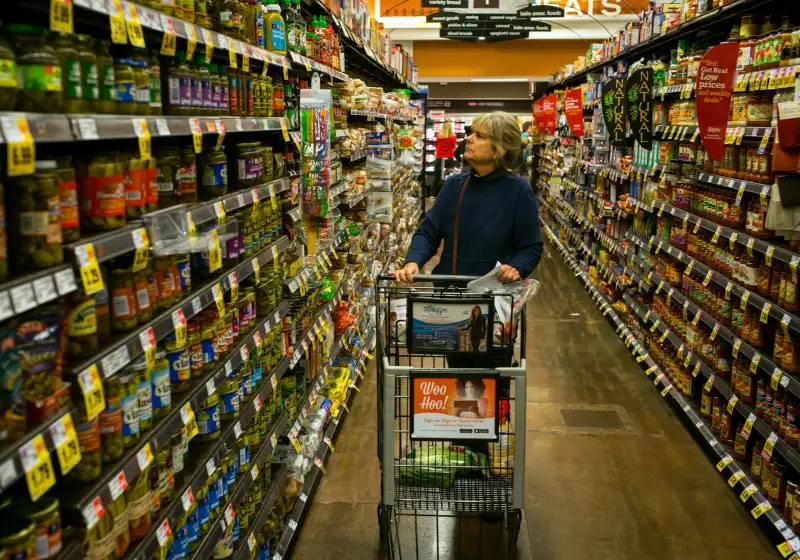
(398, 444, 488, 489)
(488, 422, 515, 477)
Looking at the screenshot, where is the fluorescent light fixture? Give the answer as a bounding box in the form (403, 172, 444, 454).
(469, 78, 530, 82)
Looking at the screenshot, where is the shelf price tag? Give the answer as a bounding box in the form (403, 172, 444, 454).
(228, 271, 239, 303)
(766, 245, 775, 267)
(750, 353, 762, 373)
(19, 435, 55, 502)
(215, 119, 226, 151)
(139, 327, 156, 371)
(189, 118, 203, 153)
(180, 403, 199, 441)
(136, 443, 154, 470)
(131, 228, 150, 272)
(746, 237, 755, 257)
(172, 309, 187, 347)
(692, 361, 702, 377)
(184, 22, 197, 60)
(181, 488, 195, 513)
(704, 375, 715, 392)
(716, 454, 733, 471)
(49, 413, 80, 475)
(156, 519, 172, 547)
(752, 500, 773, 519)
(733, 338, 742, 358)
(761, 302, 772, 324)
(160, 16, 177, 56)
(740, 483, 758, 503)
(729, 231, 738, 250)
(649, 319, 660, 333)
(659, 330, 669, 343)
(772, 368, 784, 390)
(212, 283, 225, 315)
(693, 219, 702, 234)
(288, 431, 301, 452)
(132, 119, 151, 159)
(762, 432, 779, 460)
(710, 323, 720, 341)
(2, 116, 35, 177)
(692, 310, 703, 326)
(281, 119, 290, 141)
(50, 0, 73, 34)
(242, 47, 250, 72)
(711, 226, 722, 244)
(107, 471, 128, 500)
(727, 394, 739, 414)
(702, 270, 713, 287)
(741, 413, 756, 441)
(740, 291, 750, 310)
(123, 3, 145, 47)
(227, 37, 238, 68)
(78, 365, 105, 421)
(314, 456, 326, 473)
(208, 230, 222, 272)
(728, 470, 745, 487)
(107, 0, 127, 44)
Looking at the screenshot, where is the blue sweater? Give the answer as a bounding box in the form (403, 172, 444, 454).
(406, 169, 543, 278)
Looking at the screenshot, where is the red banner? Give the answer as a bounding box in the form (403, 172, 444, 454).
(696, 42, 739, 162)
(543, 94, 557, 134)
(564, 88, 583, 138)
(533, 98, 545, 132)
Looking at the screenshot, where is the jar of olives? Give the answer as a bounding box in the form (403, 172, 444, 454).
(78, 155, 126, 232)
(196, 392, 220, 442)
(11, 160, 64, 272)
(200, 315, 217, 372)
(152, 349, 172, 417)
(200, 149, 228, 200)
(129, 358, 153, 432)
(134, 267, 153, 322)
(155, 448, 175, 505)
(124, 155, 148, 219)
(220, 374, 240, 421)
(70, 411, 102, 482)
(108, 491, 130, 558)
(55, 156, 79, 243)
(67, 285, 99, 360)
(76, 35, 99, 113)
(6, 24, 63, 113)
(96, 39, 116, 114)
(170, 427, 187, 476)
(127, 465, 152, 542)
(188, 322, 204, 379)
(156, 147, 180, 209)
(52, 32, 83, 113)
(176, 146, 198, 204)
(165, 330, 191, 393)
(207, 469, 220, 521)
(111, 265, 138, 332)
(99, 376, 124, 464)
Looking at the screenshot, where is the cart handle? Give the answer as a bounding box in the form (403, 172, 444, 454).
(379, 273, 480, 283)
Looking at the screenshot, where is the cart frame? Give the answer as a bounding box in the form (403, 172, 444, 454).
(375, 274, 527, 560)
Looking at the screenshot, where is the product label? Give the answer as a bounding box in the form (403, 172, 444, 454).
(270, 21, 286, 53)
(179, 76, 191, 107)
(238, 158, 262, 180)
(221, 390, 239, 416)
(137, 380, 152, 421)
(20, 64, 62, 92)
(197, 401, 219, 435)
(115, 79, 135, 102)
(68, 298, 97, 337)
(168, 347, 191, 383)
(152, 367, 171, 409)
(201, 337, 215, 367)
(63, 58, 82, 99)
(191, 76, 201, 108)
(238, 444, 249, 466)
(112, 286, 136, 319)
(80, 174, 125, 217)
(99, 398, 122, 435)
(101, 64, 115, 101)
(76, 418, 100, 453)
(202, 162, 228, 188)
(0, 58, 17, 88)
(135, 83, 149, 105)
(125, 167, 147, 207)
(134, 282, 150, 311)
(168, 76, 180, 106)
(201, 77, 212, 108)
(81, 62, 99, 100)
(178, 259, 191, 290)
(189, 342, 203, 372)
(59, 179, 79, 229)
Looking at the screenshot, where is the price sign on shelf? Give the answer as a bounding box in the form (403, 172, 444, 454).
(139, 327, 156, 371)
(2, 115, 35, 177)
(131, 228, 150, 272)
(184, 22, 197, 60)
(49, 413, 81, 475)
(124, 3, 146, 48)
(50, 0, 73, 34)
(19, 435, 55, 502)
(78, 365, 105, 421)
(160, 15, 177, 56)
(136, 443, 154, 470)
(107, 0, 127, 44)
(172, 309, 187, 347)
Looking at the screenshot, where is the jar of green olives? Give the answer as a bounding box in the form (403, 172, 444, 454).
(200, 149, 228, 200)
(70, 411, 101, 482)
(129, 358, 153, 431)
(67, 285, 98, 361)
(78, 155, 126, 232)
(6, 24, 63, 113)
(11, 160, 64, 272)
(220, 374, 240, 421)
(127, 465, 152, 542)
(151, 349, 172, 417)
(165, 331, 191, 393)
(111, 264, 138, 332)
(108, 491, 130, 558)
(99, 376, 123, 464)
(195, 392, 220, 442)
(188, 322, 204, 379)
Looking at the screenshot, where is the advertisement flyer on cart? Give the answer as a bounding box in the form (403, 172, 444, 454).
(411, 376, 499, 439)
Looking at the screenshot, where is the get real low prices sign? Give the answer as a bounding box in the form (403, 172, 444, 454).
(564, 88, 583, 138)
(696, 42, 739, 163)
(533, 98, 545, 132)
(410, 373, 498, 440)
(542, 94, 557, 134)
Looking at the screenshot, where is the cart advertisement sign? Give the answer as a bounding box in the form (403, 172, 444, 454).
(564, 88, 583, 138)
(410, 375, 498, 440)
(409, 300, 491, 353)
(696, 42, 739, 163)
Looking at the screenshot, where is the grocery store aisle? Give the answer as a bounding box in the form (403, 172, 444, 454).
(290, 243, 776, 560)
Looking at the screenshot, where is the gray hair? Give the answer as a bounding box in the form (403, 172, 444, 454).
(471, 111, 523, 171)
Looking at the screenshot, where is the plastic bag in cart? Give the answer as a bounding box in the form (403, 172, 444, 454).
(466, 265, 540, 326)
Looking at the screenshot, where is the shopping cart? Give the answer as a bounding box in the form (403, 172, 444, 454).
(376, 274, 527, 560)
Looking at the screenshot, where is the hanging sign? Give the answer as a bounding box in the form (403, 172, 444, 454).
(422, 0, 469, 8)
(542, 94, 557, 134)
(564, 88, 584, 138)
(602, 78, 627, 144)
(696, 42, 739, 163)
(625, 68, 653, 149)
(533, 98, 545, 132)
(516, 4, 565, 17)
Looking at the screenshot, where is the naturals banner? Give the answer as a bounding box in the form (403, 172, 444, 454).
(411, 375, 497, 440)
(696, 42, 739, 162)
(543, 94, 557, 134)
(564, 88, 583, 138)
(533, 98, 545, 132)
(625, 68, 653, 149)
(601, 78, 626, 144)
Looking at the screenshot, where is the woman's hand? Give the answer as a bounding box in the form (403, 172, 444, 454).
(395, 262, 420, 284)
(496, 264, 520, 283)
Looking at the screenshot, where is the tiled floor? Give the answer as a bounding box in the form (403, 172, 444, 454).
(289, 244, 777, 559)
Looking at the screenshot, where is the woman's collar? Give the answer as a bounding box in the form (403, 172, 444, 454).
(470, 167, 506, 181)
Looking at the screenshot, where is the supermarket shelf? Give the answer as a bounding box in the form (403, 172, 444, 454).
(696, 172, 772, 195)
(541, 222, 800, 553)
(287, 205, 302, 222)
(329, 180, 349, 198)
(289, 52, 350, 82)
(548, 0, 781, 89)
(232, 465, 289, 560)
(648, 198, 800, 288)
(0, 265, 77, 322)
(342, 189, 368, 209)
(272, 329, 374, 560)
(64, 299, 289, 532)
(653, 125, 773, 143)
(283, 229, 349, 294)
(71, 0, 289, 69)
(627, 228, 800, 396)
(0, 407, 78, 495)
(626, 273, 800, 477)
(66, 224, 148, 266)
(127, 353, 290, 560)
(189, 176, 291, 227)
(190, 411, 289, 559)
(70, 236, 290, 381)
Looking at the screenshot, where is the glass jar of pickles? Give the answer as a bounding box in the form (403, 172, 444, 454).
(127, 465, 152, 542)
(165, 330, 191, 393)
(111, 264, 138, 332)
(71, 411, 101, 482)
(151, 349, 172, 418)
(195, 392, 220, 442)
(220, 373, 240, 421)
(99, 376, 124, 463)
(119, 372, 140, 447)
(126, 357, 152, 431)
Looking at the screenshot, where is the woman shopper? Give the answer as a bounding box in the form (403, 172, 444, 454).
(396, 111, 543, 284)
(433, 120, 458, 196)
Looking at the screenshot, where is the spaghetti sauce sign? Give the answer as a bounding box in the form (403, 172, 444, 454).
(696, 42, 738, 162)
(410, 375, 498, 440)
(602, 78, 626, 144)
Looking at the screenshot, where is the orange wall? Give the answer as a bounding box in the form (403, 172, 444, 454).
(413, 40, 588, 77)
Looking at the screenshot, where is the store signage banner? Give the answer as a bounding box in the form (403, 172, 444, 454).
(625, 68, 653, 149)
(696, 42, 739, 162)
(410, 374, 498, 440)
(601, 78, 626, 144)
(421, 0, 469, 8)
(516, 4, 565, 17)
(543, 94, 557, 133)
(564, 88, 583, 138)
(534, 98, 545, 132)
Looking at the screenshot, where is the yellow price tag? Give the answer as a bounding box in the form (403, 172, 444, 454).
(161, 19, 177, 57)
(172, 309, 187, 348)
(202, 29, 214, 63)
(659, 330, 669, 343)
(252, 257, 261, 283)
(229, 272, 239, 303)
(108, 0, 127, 44)
(269, 184, 277, 209)
(20, 435, 56, 502)
(132, 229, 149, 272)
(727, 394, 739, 414)
(271, 245, 279, 271)
(228, 38, 238, 68)
(761, 302, 771, 323)
(133, 119, 151, 159)
(331, 248, 338, 260)
(711, 226, 721, 244)
(242, 50, 250, 72)
(740, 291, 750, 310)
(281, 119, 290, 141)
(208, 230, 222, 272)
(752, 502, 772, 519)
(704, 375, 715, 392)
(185, 23, 198, 60)
(50, 0, 73, 34)
(323, 253, 332, 267)
(283, 65, 289, 80)
(77, 243, 104, 295)
(728, 471, 745, 487)
(78, 365, 105, 422)
(750, 353, 761, 373)
(716, 455, 733, 471)
(729, 231, 738, 250)
(740, 484, 758, 502)
(765, 246, 775, 267)
(212, 284, 225, 315)
(125, 4, 145, 48)
(189, 118, 203, 153)
(5, 116, 36, 177)
(51, 413, 81, 475)
(733, 338, 742, 358)
(702, 270, 713, 286)
(691, 128, 699, 142)
(181, 403, 199, 441)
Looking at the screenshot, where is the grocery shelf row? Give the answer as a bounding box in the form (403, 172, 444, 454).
(539, 218, 800, 557)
